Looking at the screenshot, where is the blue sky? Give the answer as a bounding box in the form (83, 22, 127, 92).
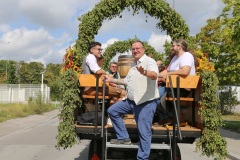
(0, 0, 225, 66)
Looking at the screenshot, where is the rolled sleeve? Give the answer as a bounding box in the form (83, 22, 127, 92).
(86, 54, 101, 73)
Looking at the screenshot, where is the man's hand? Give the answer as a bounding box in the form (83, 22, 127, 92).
(102, 75, 112, 82)
(136, 66, 145, 75)
(158, 70, 167, 80)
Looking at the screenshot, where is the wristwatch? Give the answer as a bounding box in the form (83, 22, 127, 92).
(143, 70, 147, 75)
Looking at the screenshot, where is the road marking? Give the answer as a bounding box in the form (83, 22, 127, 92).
(0, 115, 58, 140)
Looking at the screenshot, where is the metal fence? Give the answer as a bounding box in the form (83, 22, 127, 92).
(0, 84, 50, 103)
(218, 85, 240, 102)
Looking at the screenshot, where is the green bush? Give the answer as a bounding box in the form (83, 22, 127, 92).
(28, 94, 53, 114)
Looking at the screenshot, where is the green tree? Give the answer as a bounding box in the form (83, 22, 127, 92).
(161, 40, 172, 65)
(0, 60, 7, 83)
(7, 60, 18, 84)
(44, 63, 61, 84)
(45, 63, 62, 101)
(195, 0, 240, 85)
(17, 61, 44, 84)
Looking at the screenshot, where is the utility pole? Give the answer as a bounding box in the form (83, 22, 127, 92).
(6, 60, 8, 81)
(41, 71, 46, 102)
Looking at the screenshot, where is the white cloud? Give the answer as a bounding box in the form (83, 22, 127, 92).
(102, 38, 119, 50)
(97, 9, 161, 41)
(18, 0, 80, 29)
(165, 0, 225, 35)
(0, 25, 11, 34)
(0, 28, 65, 65)
(148, 33, 171, 53)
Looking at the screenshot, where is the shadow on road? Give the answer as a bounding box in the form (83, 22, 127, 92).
(74, 142, 89, 160)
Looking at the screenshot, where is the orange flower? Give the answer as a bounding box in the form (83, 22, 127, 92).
(195, 49, 215, 75)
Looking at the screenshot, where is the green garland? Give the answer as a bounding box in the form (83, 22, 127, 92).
(56, 69, 81, 149)
(76, 0, 189, 67)
(102, 38, 163, 70)
(196, 70, 227, 159)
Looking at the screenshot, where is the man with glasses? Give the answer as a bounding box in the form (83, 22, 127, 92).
(106, 62, 123, 88)
(82, 41, 106, 75)
(104, 40, 159, 160)
(81, 41, 106, 96)
(106, 62, 120, 79)
(82, 42, 126, 101)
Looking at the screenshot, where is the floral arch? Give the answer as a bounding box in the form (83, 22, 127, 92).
(75, 0, 189, 67)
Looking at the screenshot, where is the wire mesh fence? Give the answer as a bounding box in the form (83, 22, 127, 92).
(0, 84, 50, 103)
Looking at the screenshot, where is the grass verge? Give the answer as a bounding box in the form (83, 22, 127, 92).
(222, 113, 240, 133)
(0, 96, 56, 123)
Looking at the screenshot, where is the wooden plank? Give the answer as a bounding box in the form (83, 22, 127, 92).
(75, 124, 102, 128)
(166, 75, 200, 89)
(105, 123, 201, 132)
(165, 125, 201, 132)
(166, 97, 194, 101)
(82, 95, 110, 99)
(78, 74, 109, 87)
(125, 114, 134, 119)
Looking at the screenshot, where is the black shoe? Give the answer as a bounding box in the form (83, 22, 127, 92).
(110, 139, 131, 145)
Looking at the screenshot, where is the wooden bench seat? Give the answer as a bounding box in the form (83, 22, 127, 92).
(165, 75, 202, 127)
(78, 74, 110, 100)
(165, 75, 201, 103)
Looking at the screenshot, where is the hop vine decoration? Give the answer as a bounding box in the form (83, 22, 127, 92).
(75, 0, 189, 66)
(196, 70, 227, 159)
(194, 49, 227, 159)
(56, 68, 81, 149)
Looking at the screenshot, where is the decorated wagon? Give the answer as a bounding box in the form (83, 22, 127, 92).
(56, 1, 227, 160)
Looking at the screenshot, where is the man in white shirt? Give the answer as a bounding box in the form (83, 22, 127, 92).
(157, 39, 196, 123)
(105, 40, 159, 160)
(82, 42, 126, 99)
(82, 41, 106, 75)
(159, 39, 195, 78)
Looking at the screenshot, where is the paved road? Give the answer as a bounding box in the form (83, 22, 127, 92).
(0, 109, 239, 160)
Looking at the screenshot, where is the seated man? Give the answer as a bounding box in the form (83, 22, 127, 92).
(106, 62, 125, 89)
(157, 39, 196, 123)
(81, 41, 126, 100)
(156, 60, 166, 99)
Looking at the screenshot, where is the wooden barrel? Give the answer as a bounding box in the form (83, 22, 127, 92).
(117, 55, 135, 78)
